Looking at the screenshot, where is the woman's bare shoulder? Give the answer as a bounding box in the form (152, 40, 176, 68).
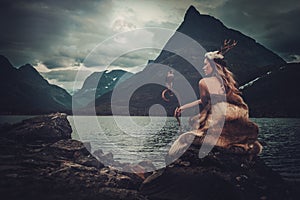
(199, 77, 216, 84)
(199, 78, 209, 91)
(199, 78, 206, 86)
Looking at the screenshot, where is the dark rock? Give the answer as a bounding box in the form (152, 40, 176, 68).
(93, 149, 156, 179)
(97, 187, 147, 200)
(93, 148, 104, 157)
(138, 160, 157, 172)
(47, 139, 105, 169)
(140, 140, 291, 200)
(0, 113, 72, 143)
(0, 113, 145, 200)
(49, 139, 90, 157)
(83, 141, 92, 152)
(93, 150, 117, 166)
(0, 113, 296, 199)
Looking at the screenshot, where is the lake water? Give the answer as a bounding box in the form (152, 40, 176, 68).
(69, 116, 300, 182)
(1, 115, 299, 182)
(0, 115, 36, 124)
(252, 118, 300, 182)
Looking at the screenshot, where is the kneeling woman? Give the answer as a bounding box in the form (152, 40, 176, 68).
(168, 41, 262, 160)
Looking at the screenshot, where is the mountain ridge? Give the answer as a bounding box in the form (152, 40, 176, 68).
(0, 56, 72, 115)
(0, 6, 296, 117)
(73, 69, 133, 107)
(242, 62, 300, 117)
(155, 5, 285, 84)
(91, 5, 288, 117)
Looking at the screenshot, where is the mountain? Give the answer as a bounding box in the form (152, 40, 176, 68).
(0, 55, 72, 114)
(241, 63, 300, 117)
(155, 5, 285, 85)
(90, 5, 287, 117)
(73, 70, 133, 107)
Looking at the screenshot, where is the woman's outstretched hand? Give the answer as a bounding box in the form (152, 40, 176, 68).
(174, 106, 182, 118)
(174, 106, 182, 127)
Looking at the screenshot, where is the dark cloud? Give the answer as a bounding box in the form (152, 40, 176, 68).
(1, 0, 299, 91)
(111, 50, 156, 68)
(41, 70, 79, 82)
(40, 67, 92, 81)
(0, 0, 113, 67)
(144, 20, 179, 29)
(2, 0, 299, 67)
(211, 0, 300, 61)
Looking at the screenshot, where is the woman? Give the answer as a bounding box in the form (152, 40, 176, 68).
(168, 41, 262, 160)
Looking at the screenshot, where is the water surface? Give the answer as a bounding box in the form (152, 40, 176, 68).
(68, 116, 300, 181)
(1, 115, 299, 181)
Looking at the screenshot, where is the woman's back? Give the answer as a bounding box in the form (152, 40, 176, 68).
(199, 76, 249, 122)
(200, 77, 225, 96)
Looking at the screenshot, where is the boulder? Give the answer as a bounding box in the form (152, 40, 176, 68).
(0, 113, 72, 143)
(140, 139, 290, 200)
(0, 113, 144, 200)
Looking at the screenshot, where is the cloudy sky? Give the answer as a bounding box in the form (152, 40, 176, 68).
(0, 0, 299, 93)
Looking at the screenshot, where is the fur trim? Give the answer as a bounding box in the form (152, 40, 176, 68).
(205, 51, 224, 60)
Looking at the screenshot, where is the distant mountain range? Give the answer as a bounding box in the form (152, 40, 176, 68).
(73, 70, 133, 107)
(0, 55, 133, 114)
(0, 6, 298, 117)
(0, 55, 72, 114)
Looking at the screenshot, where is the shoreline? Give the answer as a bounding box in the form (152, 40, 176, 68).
(1, 113, 299, 199)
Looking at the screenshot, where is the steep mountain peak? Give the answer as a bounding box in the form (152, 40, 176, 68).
(185, 5, 199, 17)
(19, 63, 48, 84)
(184, 5, 224, 28)
(156, 6, 286, 84)
(0, 55, 15, 74)
(184, 5, 201, 23)
(19, 63, 38, 73)
(0, 59, 72, 114)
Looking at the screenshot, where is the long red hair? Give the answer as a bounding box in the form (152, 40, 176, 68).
(207, 58, 248, 109)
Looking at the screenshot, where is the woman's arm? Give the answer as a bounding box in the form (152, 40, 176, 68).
(174, 99, 202, 117)
(180, 99, 202, 110)
(174, 78, 207, 117)
(181, 79, 207, 110)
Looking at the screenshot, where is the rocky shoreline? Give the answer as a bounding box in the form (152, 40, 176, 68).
(0, 113, 298, 199)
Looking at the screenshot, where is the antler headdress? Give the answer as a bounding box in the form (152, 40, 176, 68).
(205, 39, 237, 60)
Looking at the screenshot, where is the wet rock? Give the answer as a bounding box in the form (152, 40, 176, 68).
(138, 160, 157, 172)
(140, 141, 291, 200)
(0, 113, 296, 199)
(97, 187, 147, 200)
(0, 113, 145, 200)
(0, 113, 72, 143)
(83, 141, 92, 152)
(47, 139, 105, 169)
